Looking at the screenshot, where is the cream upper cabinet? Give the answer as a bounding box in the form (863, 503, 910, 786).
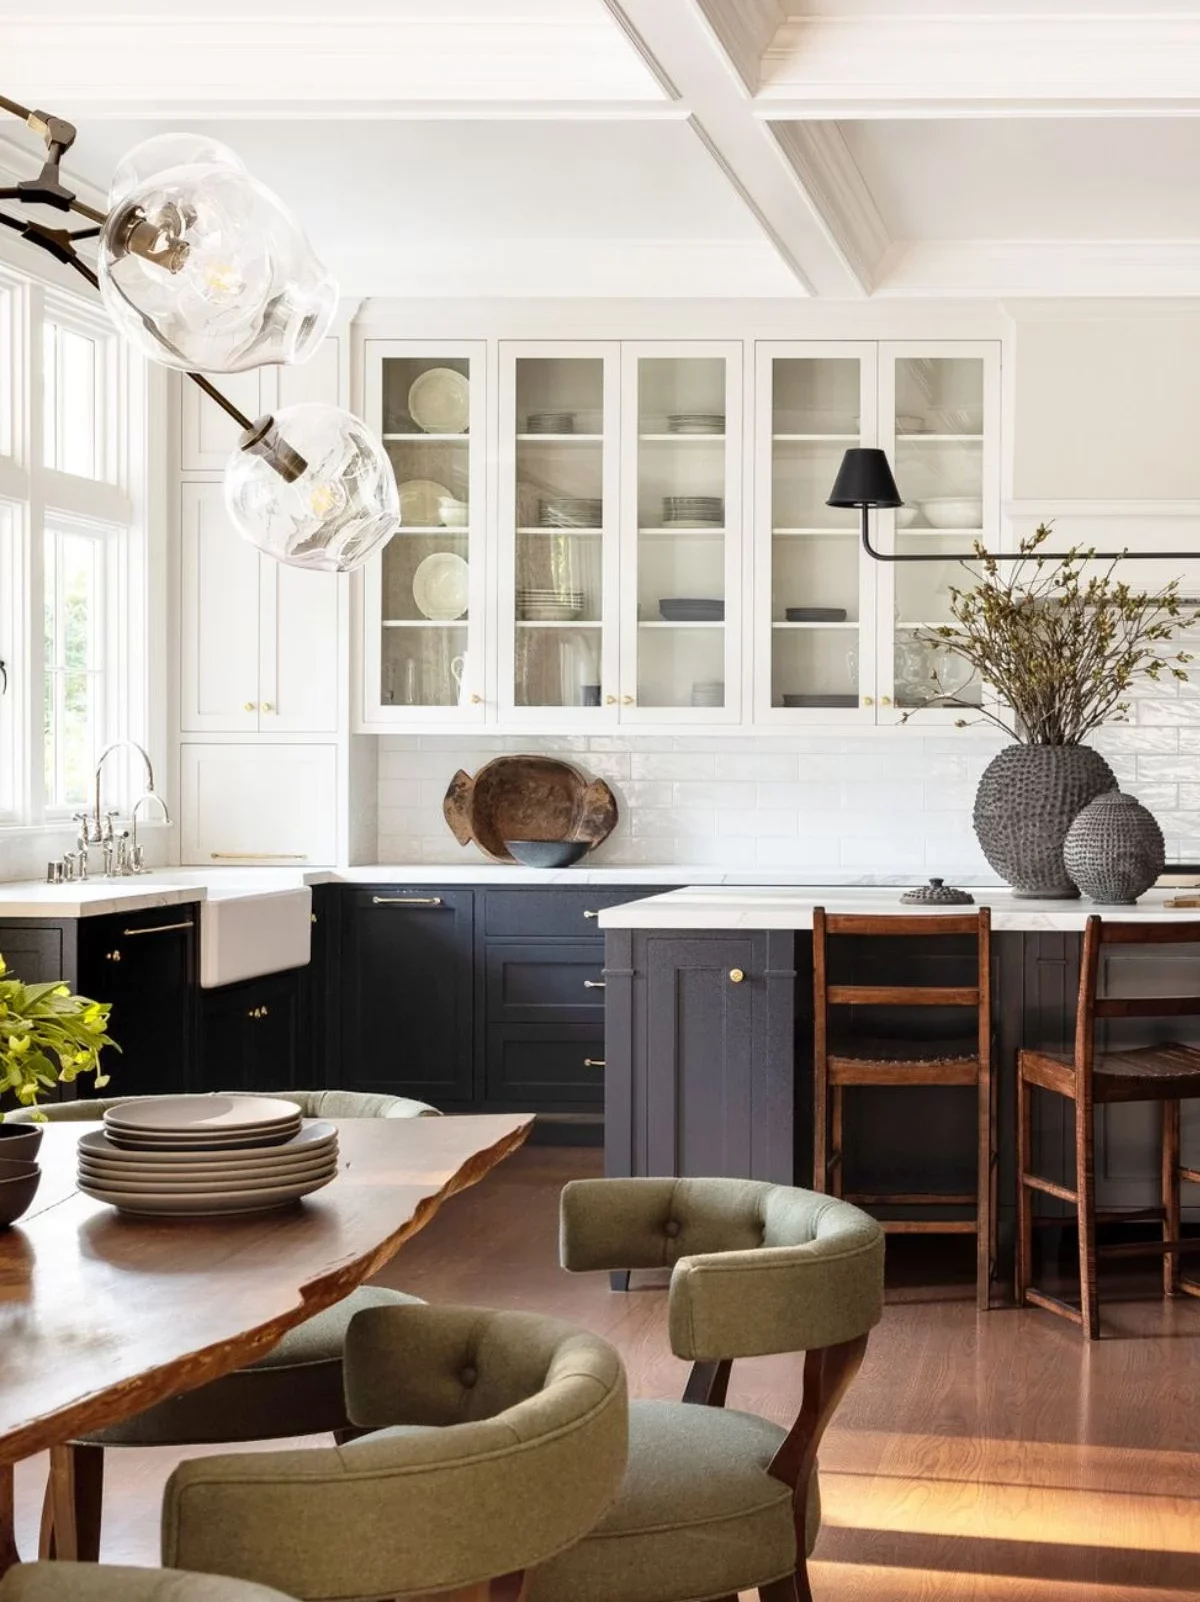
(179, 482, 339, 735)
(358, 340, 488, 727)
(179, 369, 263, 472)
(178, 743, 338, 866)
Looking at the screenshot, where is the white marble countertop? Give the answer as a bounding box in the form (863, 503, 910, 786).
(597, 885, 1200, 932)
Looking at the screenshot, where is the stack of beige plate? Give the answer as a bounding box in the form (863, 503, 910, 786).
(77, 1095, 339, 1217)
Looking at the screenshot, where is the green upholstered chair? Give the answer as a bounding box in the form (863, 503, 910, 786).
(162, 1303, 628, 1602)
(0, 1565, 297, 1602)
(527, 1177, 886, 1602)
(13, 1091, 438, 1562)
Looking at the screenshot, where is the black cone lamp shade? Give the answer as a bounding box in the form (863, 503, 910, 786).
(827, 447, 903, 509)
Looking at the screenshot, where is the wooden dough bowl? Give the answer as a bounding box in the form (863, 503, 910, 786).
(442, 756, 619, 863)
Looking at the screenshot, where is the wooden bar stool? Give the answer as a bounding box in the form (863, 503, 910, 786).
(813, 908, 995, 1309)
(1016, 915, 1200, 1340)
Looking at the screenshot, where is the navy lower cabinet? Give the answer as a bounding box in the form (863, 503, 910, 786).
(338, 887, 476, 1109)
(200, 968, 306, 1093)
(604, 929, 797, 1184)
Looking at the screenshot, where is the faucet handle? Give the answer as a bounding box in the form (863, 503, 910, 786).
(101, 810, 118, 844)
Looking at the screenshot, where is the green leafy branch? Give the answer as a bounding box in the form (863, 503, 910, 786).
(0, 953, 118, 1119)
(900, 524, 1195, 745)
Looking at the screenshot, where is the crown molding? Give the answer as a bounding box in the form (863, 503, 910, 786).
(878, 239, 1200, 300)
(693, 0, 784, 96)
(757, 15, 1200, 116)
(770, 121, 889, 294)
(4, 17, 668, 110)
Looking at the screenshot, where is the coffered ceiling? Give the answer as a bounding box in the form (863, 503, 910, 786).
(3, 0, 1200, 299)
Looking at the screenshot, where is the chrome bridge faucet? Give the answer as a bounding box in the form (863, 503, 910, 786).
(73, 741, 171, 877)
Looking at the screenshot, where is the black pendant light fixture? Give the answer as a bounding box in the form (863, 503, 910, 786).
(829, 446, 1200, 564)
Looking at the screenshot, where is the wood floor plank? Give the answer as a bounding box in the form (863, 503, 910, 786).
(14, 1144, 1200, 1601)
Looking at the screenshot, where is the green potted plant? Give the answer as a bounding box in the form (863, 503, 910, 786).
(903, 526, 1194, 897)
(0, 952, 116, 1152)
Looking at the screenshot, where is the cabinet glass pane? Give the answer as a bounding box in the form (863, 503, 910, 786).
(769, 358, 863, 709)
(379, 354, 473, 708)
(513, 357, 606, 708)
(892, 536, 983, 711)
(894, 356, 984, 532)
(635, 356, 727, 710)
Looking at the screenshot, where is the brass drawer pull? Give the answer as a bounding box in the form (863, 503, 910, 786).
(371, 896, 444, 907)
(121, 920, 194, 937)
(210, 853, 308, 861)
(583, 980, 606, 990)
(729, 968, 745, 983)
(583, 1058, 606, 1069)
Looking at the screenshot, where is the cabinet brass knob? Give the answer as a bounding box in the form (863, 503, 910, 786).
(261, 1005, 269, 1017)
(469, 693, 483, 705)
(247, 1007, 258, 1020)
(880, 695, 892, 707)
(862, 695, 874, 707)
(261, 702, 273, 713)
(729, 968, 745, 983)
(243, 702, 256, 712)
(583, 1058, 606, 1069)
(622, 695, 635, 706)
(604, 695, 616, 706)
(105, 950, 121, 963)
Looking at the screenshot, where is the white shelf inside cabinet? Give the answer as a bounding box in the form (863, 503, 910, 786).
(382, 618, 469, 628)
(771, 621, 858, 630)
(772, 527, 858, 537)
(391, 526, 472, 536)
(516, 526, 603, 536)
(516, 619, 602, 628)
(516, 433, 603, 443)
(897, 434, 983, 444)
(638, 620, 725, 629)
(772, 433, 860, 442)
(637, 433, 726, 443)
(898, 528, 985, 537)
(383, 433, 470, 442)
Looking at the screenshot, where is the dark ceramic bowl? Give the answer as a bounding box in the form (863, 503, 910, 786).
(0, 1122, 43, 1163)
(504, 839, 590, 869)
(0, 1158, 41, 1228)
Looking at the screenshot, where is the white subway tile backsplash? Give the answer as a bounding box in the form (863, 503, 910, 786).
(375, 705, 1200, 877)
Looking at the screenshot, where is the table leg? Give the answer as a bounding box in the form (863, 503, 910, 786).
(0, 1462, 20, 1578)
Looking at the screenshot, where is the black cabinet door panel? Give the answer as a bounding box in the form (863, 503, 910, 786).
(484, 941, 605, 1022)
(484, 1024, 605, 1108)
(481, 888, 669, 940)
(77, 907, 199, 1099)
(200, 969, 305, 1094)
(339, 888, 474, 1107)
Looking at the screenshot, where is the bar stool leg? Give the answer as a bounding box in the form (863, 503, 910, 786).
(976, 1053, 993, 1311)
(1163, 1098, 1182, 1297)
(1015, 1067, 1032, 1307)
(830, 1086, 844, 1200)
(1075, 1099, 1100, 1340)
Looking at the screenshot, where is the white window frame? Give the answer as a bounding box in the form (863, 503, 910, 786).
(0, 248, 154, 831)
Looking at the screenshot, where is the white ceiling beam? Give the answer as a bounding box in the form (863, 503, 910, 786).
(603, 0, 872, 297)
(757, 15, 1200, 118)
(2, 17, 669, 113)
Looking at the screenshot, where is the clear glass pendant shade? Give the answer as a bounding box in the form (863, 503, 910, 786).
(224, 403, 400, 573)
(98, 137, 337, 373)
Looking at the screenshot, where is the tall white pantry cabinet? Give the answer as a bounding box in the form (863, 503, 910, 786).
(173, 327, 369, 867)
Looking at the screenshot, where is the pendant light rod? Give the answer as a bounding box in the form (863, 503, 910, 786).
(832, 448, 1200, 564)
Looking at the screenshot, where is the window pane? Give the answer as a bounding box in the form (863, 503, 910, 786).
(43, 320, 99, 478)
(44, 524, 104, 810)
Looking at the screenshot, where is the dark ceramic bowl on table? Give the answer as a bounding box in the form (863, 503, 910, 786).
(0, 1156, 41, 1227)
(504, 840, 590, 869)
(0, 1122, 44, 1164)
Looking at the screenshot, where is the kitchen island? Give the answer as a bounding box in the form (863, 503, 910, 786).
(598, 884, 1200, 1257)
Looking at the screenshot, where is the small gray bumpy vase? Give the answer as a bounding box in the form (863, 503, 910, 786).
(972, 744, 1118, 898)
(1063, 791, 1165, 904)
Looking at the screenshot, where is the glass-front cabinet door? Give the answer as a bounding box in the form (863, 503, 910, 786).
(360, 340, 487, 724)
(754, 343, 878, 722)
(619, 343, 742, 723)
(877, 342, 1000, 722)
(499, 343, 619, 723)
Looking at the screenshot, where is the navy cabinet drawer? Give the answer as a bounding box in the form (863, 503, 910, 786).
(485, 941, 605, 1022)
(484, 1025, 605, 1107)
(481, 887, 670, 940)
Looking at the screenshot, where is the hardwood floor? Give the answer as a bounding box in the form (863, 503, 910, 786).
(14, 1144, 1200, 1600)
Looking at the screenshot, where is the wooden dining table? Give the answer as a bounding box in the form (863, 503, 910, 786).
(0, 1111, 532, 1574)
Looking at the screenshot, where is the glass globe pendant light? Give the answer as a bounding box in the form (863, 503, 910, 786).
(224, 403, 400, 573)
(97, 135, 336, 373)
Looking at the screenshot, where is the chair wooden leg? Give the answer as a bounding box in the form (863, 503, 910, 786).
(1015, 1068, 1032, 1307)
(1163, 1098, 1182, 1297)
(760, 1581, 799, 1602)
(830, 1086, 844, 1200)
(813, 1049, 828, 1197)
(41, 1443, 104, 1563)
(976, 1052, 994, 1311)
(1075, 1099, 1100, 1340)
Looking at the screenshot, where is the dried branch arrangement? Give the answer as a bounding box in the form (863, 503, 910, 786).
(904, 525, 1195, 745)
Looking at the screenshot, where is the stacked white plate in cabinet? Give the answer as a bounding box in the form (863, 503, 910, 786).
(77, 1096, 339, 1217)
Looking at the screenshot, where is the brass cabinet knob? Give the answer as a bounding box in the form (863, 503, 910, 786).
(583, 1058, 606, 1069)
(261, 702, 273, 713)
(105, 950, 121, 963)
(729, 968, 745, 983)
(261, 1005, 269, 1017)
(622, 695, 635, 706)
(862, 695, 874, 707)
(247, 1007, 258, 1020)
(880, 695, 892, 707)
(604, 695, 617, 706)
(469, 693, 483, 705)
(243, 702, 256, 712)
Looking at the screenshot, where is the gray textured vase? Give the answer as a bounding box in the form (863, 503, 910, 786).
(1063, 790, 1165, 904)
(972, 743, 1118, 898)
